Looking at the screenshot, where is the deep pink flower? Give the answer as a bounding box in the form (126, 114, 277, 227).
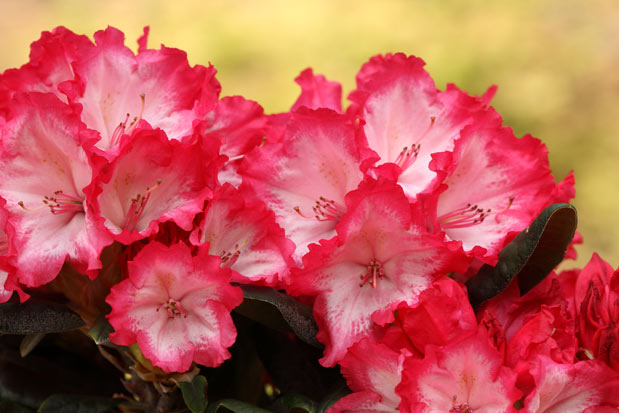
(393, 276, 477, 355)
(573, 253, 619, 369)
(106, 241, 242, 372)
(190, 183, 295, 287)
(288, 179, 468, 366)
(0, 93, 110, 287)
(329, 338, 406, 412)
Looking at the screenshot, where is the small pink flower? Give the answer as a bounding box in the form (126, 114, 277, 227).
(106, 241, 243, 372)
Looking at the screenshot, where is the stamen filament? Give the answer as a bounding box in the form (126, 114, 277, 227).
(122, 178, 162, 231)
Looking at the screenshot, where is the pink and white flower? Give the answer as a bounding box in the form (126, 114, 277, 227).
(106, 241, 243, 372)
(288, 179, 468, 366)
(0, 93, 110, 287)
(191, 183, 295, 287)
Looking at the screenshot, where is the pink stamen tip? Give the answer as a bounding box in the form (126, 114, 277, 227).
(122, 179, 162, 231)
(157, 298, 187, 319)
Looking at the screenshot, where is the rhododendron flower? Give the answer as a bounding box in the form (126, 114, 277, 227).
(573, 253, 619, 369)
(348, 53, 494, 199)
(426, 122, 558, 264)
(61, 26, 221, 154)
(397, 329, 521, 413)
(524, 356, 619, 412)
(106, 241, 242, 372)
(191, 183, 295, 287)
(89, 128, 222, 245)
(0, 93, 110, 287)
(240, 108, 366, 260)
(288, 179, 468, 366)
(329, 339, 406, 412)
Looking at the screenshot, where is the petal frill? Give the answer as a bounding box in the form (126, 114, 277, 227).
(240, 109, 365, 261)
(291, 68, 342, 113)
(0, 93, 110, 286)
(0, 26, 94, 103)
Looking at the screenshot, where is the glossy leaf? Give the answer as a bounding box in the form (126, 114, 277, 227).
(19, 333, 46, 357)
(206, 399, 270, 413)
(38, 394, 120, 413)
(235, 285, 321, 348)
(87, 313, 113, 345)
(272, 393, 318, 412)
(466, 203, 577, 309)
(178, 375, 208, 413)
(0, 300, 84, 334)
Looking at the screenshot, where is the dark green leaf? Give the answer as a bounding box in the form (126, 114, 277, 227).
(466, 203, 577, 309)
(37, 394, 120, 413)
(0, 300, 84, 334)
(235, 285, 321, 348)
(88, 313, 114, 345)
(178, 375, 208, 413)
(272, 393, 318, 412)
(19, 333, 46, 357)
(206, 399, 270, 413)
(0, 397, 35, 412)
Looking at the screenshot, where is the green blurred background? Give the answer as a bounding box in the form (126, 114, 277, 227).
(1, 0, 617, 270)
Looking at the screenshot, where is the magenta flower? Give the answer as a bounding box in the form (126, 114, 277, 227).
(106, 241, 243, 372)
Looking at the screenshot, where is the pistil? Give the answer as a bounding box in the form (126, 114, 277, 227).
(157, 298, 187, 319)
(359, 258, 385, 289)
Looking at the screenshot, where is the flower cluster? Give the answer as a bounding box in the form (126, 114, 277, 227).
(1, 26, 617, 411)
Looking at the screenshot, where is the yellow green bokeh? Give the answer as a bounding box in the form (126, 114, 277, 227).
(1, 0, 617, 269)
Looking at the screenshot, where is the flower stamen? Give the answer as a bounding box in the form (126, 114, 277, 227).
(294, 196, 347, 222)
(156, 298, 187, 319)
(394, 116, 435, 172)
(439, 196, 514, 229)
(18, 190, 84, 215)
(110, 94, 147, 147)
(122, 178, 161, 232)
